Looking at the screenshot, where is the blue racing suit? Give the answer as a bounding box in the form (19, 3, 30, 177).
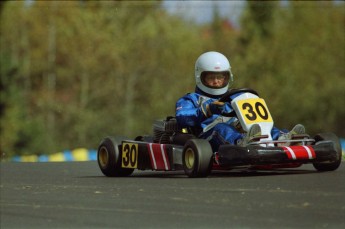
(175, 87, 282, 151)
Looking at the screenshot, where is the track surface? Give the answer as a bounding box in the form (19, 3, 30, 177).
(1, 162, 344, 229)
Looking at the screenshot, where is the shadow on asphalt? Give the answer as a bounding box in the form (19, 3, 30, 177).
(82, 168, 319, 179)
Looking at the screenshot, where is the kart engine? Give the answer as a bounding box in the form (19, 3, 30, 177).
(153, 117, 181, 144)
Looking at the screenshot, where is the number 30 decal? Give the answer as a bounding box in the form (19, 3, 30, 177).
(242, 102, 269, 121)
(237, 98, 273, 124)
(122, 143, 138, 168)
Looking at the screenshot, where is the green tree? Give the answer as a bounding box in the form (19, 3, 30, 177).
(0, 1, 204, 158)
(268, 1, 345, 135)
(234, 1, 345, 136)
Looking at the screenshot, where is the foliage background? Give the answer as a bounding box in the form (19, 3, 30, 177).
(0, 1, 344, 158)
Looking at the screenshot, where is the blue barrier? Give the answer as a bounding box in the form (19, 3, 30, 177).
(10, 148, 97, 162)
(6, 138, 345, 162)
(341, 138, 345, 160)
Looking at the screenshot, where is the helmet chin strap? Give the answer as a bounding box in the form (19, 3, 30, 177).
(195, 86, 227, 99)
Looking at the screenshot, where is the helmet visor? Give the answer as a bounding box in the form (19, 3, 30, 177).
(201, 71, 230, 89)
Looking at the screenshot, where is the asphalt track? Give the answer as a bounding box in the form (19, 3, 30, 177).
(1, 162, 344, 229)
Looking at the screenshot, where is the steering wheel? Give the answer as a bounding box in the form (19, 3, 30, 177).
(218, 88, 259, 117)
(219, 88, 259, 103)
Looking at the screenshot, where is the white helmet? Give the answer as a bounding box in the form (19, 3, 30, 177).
(195, 51, 233, 96)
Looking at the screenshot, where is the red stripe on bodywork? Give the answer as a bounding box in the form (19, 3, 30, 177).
(283, 146, 316, 160)
(147, 144, 157, 170)
(147, 143, 170, 170)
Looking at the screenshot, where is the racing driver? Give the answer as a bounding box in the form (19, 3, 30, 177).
(175, 51, 305, 151)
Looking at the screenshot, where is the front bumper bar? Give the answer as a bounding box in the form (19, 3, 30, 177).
(217, 140, 339, 166)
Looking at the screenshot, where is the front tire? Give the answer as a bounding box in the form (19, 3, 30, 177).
(312, 133, 342, 172)
(97, 137, 134, 177)
(182, 139, 213, 178)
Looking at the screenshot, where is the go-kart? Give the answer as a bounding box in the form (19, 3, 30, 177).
(97, 88, 342, 178)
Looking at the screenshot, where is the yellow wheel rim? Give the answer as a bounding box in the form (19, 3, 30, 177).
(184, 148, 195, 169)
(98, 146, 109, 168)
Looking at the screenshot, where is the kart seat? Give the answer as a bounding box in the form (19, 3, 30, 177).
(171, 133, 196, 146)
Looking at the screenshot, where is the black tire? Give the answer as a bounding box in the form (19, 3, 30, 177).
(182, 139, 213, 178)
(97, 136, 134, 177)
(312, 133, 342, 172)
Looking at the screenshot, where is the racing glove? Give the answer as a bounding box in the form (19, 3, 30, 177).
(201, 100, 227, 117)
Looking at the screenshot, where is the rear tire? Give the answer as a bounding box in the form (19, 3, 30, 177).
(182, 139, 213, 178)
(97, 137, 134, 177)
(312, 133, 342, 172)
